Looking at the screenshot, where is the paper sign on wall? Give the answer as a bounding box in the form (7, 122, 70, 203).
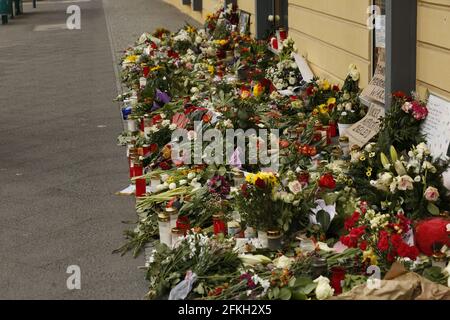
(293, 54, 314, 83)
(422, 94, 450, 160)
(375, 15, 386, 48)
(345, 103, 385, 148)
(360, 50, 385, 105)
(421, 94, 450, 190)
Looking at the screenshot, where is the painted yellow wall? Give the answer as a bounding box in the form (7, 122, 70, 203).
(287, 0, 372, 87)
(237, 0, 256, 36)
(416, 0, 450, 100)
(164, 0, 257, 36)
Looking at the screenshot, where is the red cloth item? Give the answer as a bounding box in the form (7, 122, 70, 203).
(414, 218, 450, 256)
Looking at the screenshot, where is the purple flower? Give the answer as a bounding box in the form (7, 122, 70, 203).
(207, 175, 230, 197)
(156, 89, 171, 104)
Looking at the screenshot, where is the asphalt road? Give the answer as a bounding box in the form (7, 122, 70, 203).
(0, 0, 198, 299)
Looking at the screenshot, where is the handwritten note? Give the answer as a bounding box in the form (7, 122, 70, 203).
(361, 50, 385, 105)
(422, 94, 450, 160)
(345, 103, 385, 147)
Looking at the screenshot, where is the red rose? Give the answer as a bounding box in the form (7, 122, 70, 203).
(377, 231, 389, 252)
(319, 173, 336, 189)
(390, 234, 403, 249)
(159, 161, 171, 170)
(306, 85, 315, 96)
(397, 243, 420, 260)
(151, 114, 162, 124)
(344, 211, 360, 231)
(359, 240, 368, 251)
(392, 91, 407, 99)
(143, 66, 150, 78)
(255, 178, 266, 189)
(332, 85, 340, 91)
(386, 251, 396, 263)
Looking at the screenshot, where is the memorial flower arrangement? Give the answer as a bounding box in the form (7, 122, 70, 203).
(114, 2, 450, 300)
(377, 92, 429, 153)
(340, 200, 420, 271)
(332, 65, 366, 126)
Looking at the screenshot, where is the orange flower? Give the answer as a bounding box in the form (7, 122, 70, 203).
(202, 113, 212, 123)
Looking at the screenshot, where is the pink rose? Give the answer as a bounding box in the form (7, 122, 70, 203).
(402, 102, 412, 113)
(288, 180, 302, 195)
(424, 186, 440, 202)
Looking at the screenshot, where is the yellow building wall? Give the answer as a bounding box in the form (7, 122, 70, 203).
(287, 0, 373, 87)
(416, 0, 450, 100)
(164, 0, 257, 36)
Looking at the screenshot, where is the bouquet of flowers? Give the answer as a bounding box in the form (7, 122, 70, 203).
(377, 92, 429, 153)
(146, 232, 240, 299)
(266, 56, 303, 91)
(340, 200, 420, 271)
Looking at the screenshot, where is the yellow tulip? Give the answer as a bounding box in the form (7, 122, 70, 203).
(363, 249, 378, 265)
(327, 97, 336, 106)
(124, 55, 138, 64)
(253, 83, 264, 97)
(318, 104, 329, 115)
(321, 80, 331, 91)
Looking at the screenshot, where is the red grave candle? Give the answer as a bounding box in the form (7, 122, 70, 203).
(330, 267, 346, 295)
(133, 160, 146, 197)
(213, 213, 227, 235)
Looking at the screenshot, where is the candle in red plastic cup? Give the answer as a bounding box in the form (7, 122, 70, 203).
(133, 160, 146, 197)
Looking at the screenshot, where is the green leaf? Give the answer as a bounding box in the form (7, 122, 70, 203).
(300, 283, 317, 295)
(427, 202, 440, 216)
(292, 290, 308, 300)
(272, 287, 280, 299)
(288, 277, 297, 288)
(279, 287, 292, 300)
(316, 210, 331, 231)
(293, 277, 313, 288)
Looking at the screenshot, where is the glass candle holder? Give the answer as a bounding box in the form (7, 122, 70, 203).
(158, 213, 172, 247)
(267, 230, 282, 251)
(171, 227, 184, 248)
(311, 256, 328, 279)
(227, 220, 241, 237)
(339, 136, 350, 159)
(233, 171, 246, 187)
(213, 213, 227, 235)
(133, 158, 146, 197)
(330, 266, 346, 295)
(166, 207, 179, 229)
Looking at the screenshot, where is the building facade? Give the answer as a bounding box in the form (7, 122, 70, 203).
(164, 0, 450, 101)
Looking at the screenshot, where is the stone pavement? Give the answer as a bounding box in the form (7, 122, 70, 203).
(0, 0, 198, 299)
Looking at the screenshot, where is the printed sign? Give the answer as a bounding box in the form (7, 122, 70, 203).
(345, 103, 385, 147)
